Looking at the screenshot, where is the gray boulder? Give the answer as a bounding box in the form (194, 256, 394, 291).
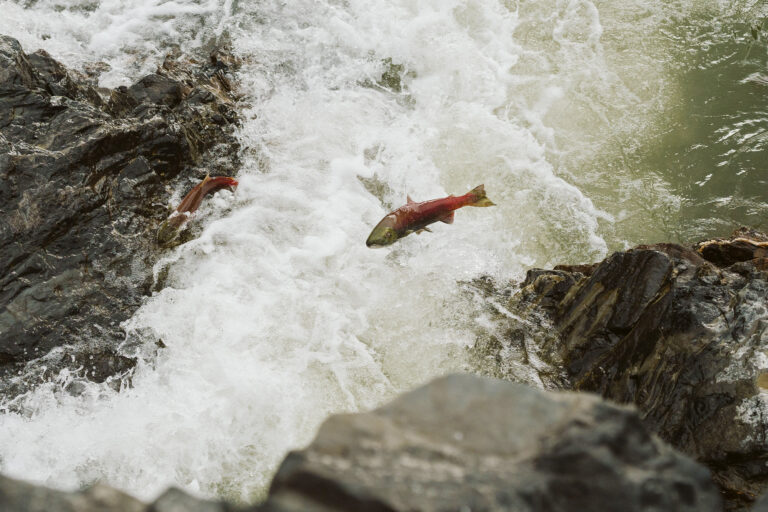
(263, 374, 722, 512)
(0, 474, 144, 512)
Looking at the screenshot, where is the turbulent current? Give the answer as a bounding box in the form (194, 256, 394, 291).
(0, 0, 767, 504)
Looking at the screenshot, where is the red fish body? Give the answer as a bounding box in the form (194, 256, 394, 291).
(157, 175, 238, 244)
(175, 175, 239, 215)
(366, 184, 494, 247)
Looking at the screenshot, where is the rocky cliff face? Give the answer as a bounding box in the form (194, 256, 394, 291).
(0, 36, 240, 397)
(471, 228, 768, 508)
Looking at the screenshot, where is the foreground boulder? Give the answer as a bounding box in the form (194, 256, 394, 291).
(264, 374, 721, 511)
(0, 375, 722, 511)
(0, 36, 240, 396)
(471, 229, 768, 507)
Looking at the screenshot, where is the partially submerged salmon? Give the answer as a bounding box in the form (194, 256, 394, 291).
(157, 174, 238, 245)
(366, 184, 495, 247)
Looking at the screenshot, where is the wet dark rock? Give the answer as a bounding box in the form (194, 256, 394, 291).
(553, 262, 599, 275)
(125, 74, 184, 109)
(0, 35, 241, 396)
(462, 272, 569, 389)
(695, 228, 768, 268)
(473, 229, 768, 508)
(262, 374, 722, 512)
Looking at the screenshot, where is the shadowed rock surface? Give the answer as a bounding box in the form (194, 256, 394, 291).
(0, 35, 240, 397)
(263, 374, 722, 512)
(471, 228, 768, 508)
(0, 474, 246, 512)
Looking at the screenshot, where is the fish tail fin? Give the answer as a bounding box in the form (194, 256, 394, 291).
(466, 184, 495, 207)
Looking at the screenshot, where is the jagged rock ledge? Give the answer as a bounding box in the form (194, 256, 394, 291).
(469, 228, 768, 509)
(0, 374, 724, 511)
(0, 35, 241, 397)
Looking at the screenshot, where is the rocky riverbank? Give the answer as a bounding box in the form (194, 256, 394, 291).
(0, 36, 240, 398)
(469, 228, 768, 509)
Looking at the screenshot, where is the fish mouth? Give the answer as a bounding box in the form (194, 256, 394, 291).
(365, 237, 383, 248)
(366, 215, 398, 248)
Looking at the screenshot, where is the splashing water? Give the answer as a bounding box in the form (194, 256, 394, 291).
(0, 0, 766, 504)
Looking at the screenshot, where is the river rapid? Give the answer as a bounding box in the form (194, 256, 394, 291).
(0, 0, 766, 504)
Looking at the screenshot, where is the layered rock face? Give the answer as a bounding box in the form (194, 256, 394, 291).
(0, 36, 240, 395)
(472, 229, 768, 507)
(0, 374, 723, 512)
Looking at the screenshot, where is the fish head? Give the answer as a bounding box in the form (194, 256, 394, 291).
(156, 213, 188, 246)
(219, 177, 239, 190)
(366, 215, 399, 247)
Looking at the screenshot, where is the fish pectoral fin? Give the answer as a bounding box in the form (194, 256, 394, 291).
(440, 212, 455, 224)
(415, 227, 433, 234)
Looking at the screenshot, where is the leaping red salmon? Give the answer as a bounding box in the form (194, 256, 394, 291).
(157, 174, 238, 245)
(366, 184, 495, 247)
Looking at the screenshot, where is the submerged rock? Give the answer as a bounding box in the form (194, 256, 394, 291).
(263, 374, 721, 512)
(473, 229, 768, 508)
(0, 35, 240, 396)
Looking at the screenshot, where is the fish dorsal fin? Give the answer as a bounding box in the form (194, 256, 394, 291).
(440, 212, 454, 224)
(407, 195, 415, 204)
